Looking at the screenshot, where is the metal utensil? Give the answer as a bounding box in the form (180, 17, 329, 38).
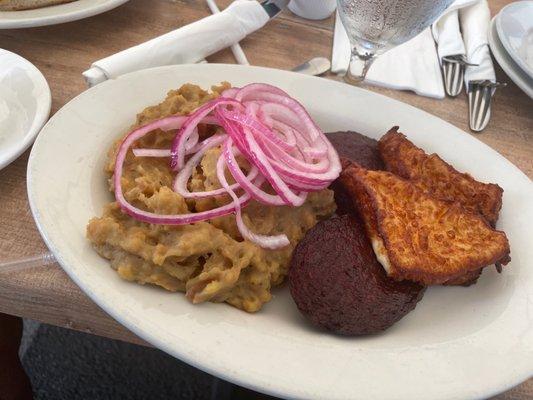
(467, 79, 506, 132)
(292, 57, 331, 75)
(441, 55, 478, 97)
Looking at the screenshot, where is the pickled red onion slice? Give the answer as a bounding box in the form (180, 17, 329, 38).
(114, 83, 341, 249)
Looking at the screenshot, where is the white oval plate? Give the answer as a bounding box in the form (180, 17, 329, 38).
(0, 49, 51, 170)
(495, 1, 533, 79)
(489, 16, 533, 99)
(27, 64, 533, 400)
(0, 0, 129, 29)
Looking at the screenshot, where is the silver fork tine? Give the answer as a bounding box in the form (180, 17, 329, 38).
(452, 62, 464, 96)
(468, 80, 506, 132)
(468, 86, 478, 128)
(443, 60, 461, 97)
(476, 86, 492, 130)
(441, 55, 474, 97)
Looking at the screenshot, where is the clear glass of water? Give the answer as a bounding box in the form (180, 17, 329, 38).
(337, 0, 454, 83)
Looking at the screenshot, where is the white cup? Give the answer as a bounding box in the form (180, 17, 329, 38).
(288, 0, 337, 20)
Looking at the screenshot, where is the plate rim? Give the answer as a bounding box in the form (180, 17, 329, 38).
(0, 0, 130, 29)
(495, 0, 533, 79)
(489, 16, 533, 99)
(27, 63, 533, 400)
(0, 48, 51, 170)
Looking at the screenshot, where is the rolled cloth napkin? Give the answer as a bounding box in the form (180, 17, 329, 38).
(459, 0, 495, 86)
(433, 10, 465, 62)
(431, 0, 479, 63)
(83, 0, 269, 87)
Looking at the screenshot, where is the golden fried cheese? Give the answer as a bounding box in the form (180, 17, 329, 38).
(379, 127, 503, 227)
(339, 162, 510, 285)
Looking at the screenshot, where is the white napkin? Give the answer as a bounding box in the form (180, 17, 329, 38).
(459, 0, 495, 86)
(433, 11, 465, 62)
(431, 0, 478, 63)
(83, 0, 269, 87)
(331, 17, 444, 98)
(331, 11, 351, 75)
(366, 29, 445, 98)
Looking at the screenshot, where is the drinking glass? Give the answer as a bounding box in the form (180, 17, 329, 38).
(337, 0, 454, 83)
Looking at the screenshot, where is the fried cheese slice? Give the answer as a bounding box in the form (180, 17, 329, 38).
(339, 162, 510, 285)
(378, 127, 503, 227)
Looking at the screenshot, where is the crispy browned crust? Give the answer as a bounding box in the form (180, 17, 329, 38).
(443, 269, 482, 286)
(378, 127, 503, 227)
(339, 162, 511, 285)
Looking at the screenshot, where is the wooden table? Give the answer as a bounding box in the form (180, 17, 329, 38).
(0, 0, 531, 398)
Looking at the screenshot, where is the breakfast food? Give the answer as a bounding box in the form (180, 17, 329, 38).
(87, 80, 512, 335)
(0, 0, 75, 10)
(339, 162, 511, 285)
(379, 127, 503, 226)
(289, 214, 425, 335)
(379, 128, 506, 286)
(325, 131, 384, 215)
(87, 83, 338, 312)
(443, 269, 483, 286)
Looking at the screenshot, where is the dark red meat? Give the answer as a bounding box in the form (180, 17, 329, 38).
(325, 131, 384, 215)
(326, 131, 384, 170)
(289, 214, 425, 336)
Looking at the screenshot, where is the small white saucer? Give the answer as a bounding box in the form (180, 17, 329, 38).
(0, 49, 51, 170)
(488, 17, 533, 99)
(496, 1, 533, 79)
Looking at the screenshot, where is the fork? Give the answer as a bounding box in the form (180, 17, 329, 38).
(467, 80, 506, 132)
(441, 55, 477, 97)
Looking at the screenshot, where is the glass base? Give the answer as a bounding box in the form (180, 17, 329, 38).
(343, 51, 375, 85)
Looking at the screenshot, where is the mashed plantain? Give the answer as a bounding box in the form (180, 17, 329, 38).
(87, 83, 335, 312)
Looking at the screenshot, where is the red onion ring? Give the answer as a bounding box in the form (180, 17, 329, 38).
(170, 98, 240, 171)
(113, 83, 341, 249)
(216, 152, 290, 249)
(173, 135, 260, 199)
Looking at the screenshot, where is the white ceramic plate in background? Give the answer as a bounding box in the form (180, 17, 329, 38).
(0, 49, 51, 170)
(27, 64, 533, 400)
(489, 17, 533, 99)
(0, 0, 129, 29)
(495, 1, 533, 79)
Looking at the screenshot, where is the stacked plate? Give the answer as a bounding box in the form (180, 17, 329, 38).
(0, 0, 130, 29)
(489, 1, 533, 98)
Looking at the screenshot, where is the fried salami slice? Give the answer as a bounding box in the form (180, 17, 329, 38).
(289, 214, 425, 335)
(325, 131, 384, 215)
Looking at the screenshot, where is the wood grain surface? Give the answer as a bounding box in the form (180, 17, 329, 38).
(0, 0, 531, 398)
